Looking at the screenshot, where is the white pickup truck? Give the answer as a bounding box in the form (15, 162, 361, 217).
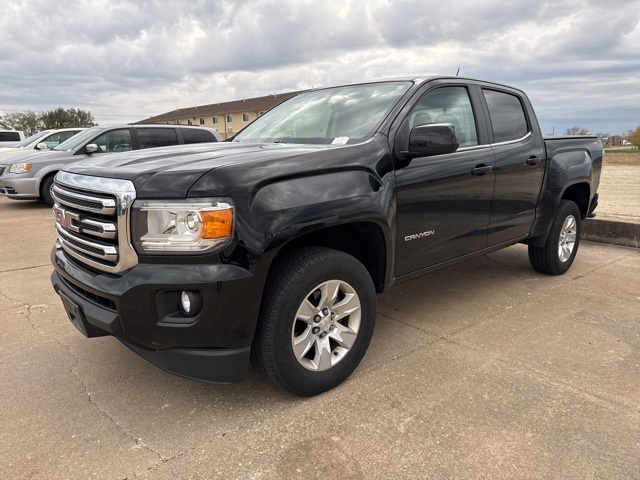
(0, 130, 25, 147)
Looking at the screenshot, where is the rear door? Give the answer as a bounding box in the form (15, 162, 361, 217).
(393, 82, 495, 275)
(479, 86, 546, 245)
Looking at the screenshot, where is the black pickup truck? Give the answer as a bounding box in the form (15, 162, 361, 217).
(50, 77, 602, 396)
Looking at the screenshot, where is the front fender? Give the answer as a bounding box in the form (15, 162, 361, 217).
(240, 168, 392, 254)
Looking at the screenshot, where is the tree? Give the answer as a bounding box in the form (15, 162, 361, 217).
(0, 111, 43, 136)
(564, 126, 591, 135)
(40, 108, 96, 129)
(630, 126, 640, 149)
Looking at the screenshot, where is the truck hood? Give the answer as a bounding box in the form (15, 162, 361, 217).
(63, 141, 348, 198)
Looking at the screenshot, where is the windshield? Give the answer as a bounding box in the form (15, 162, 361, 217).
(233, 81, 411, 145)
(54, 126, 102, 151)
(11, 130, 52, 148)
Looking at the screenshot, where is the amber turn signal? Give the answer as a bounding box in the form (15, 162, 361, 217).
(201, 209, 233, 239)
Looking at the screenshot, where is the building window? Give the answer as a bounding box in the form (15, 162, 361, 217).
(212, 116, 219, 124)
(242, 113, 250, 122)
(199, 117, 205, 125)
(176, 120, 181, 124)
(187, 119, 193, 125)
(226, 114, 233, 123)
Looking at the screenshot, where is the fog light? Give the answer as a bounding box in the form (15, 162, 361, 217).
(179, 290, 202, 317)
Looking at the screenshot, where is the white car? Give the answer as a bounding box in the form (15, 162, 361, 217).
(0, 128, 85, 162)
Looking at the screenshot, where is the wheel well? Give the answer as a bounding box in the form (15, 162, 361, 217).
(275, 222, 387, 293)
(562, 183, 590, 219)
(40, 171, 57, 198)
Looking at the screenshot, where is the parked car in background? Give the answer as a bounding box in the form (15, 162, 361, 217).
(0, 128, 85, 163)
(0, 130, 25, 147)
(0, 124, 221, 205)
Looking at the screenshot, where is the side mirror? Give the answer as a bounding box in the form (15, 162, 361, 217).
(402, 123, 459, 158)
(85, 144, 100, 154)
(35, 142, 49, 150)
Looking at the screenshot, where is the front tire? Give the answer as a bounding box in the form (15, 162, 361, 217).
(528, 199, 581, 275)
(40, 174, 55, 206)
(251, 247, 376, 396)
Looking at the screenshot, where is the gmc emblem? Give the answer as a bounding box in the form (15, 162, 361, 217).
(53, 206, 81, 233)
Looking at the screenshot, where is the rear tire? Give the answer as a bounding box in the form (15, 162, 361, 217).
(528, 200, 581, 275)
(251, 247, 376, 396)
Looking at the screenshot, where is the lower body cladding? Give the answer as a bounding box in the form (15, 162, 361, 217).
(50, 245, 264, 384)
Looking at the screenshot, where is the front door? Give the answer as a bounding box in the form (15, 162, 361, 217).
(394, 85, 495, 276)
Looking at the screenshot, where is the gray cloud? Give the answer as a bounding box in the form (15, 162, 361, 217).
(1, 0, 639, 134)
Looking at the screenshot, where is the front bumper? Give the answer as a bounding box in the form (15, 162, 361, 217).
(51, 243, 266, 384)
(0, 174, 39, 199)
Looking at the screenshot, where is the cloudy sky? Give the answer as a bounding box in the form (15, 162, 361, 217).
(1, 0, 639, 136)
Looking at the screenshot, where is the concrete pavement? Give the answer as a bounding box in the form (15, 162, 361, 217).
(1, 194, 639, 479)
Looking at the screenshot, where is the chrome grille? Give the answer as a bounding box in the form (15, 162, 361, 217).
(52, 186, 115, 213)
(53, 171, 137, 273)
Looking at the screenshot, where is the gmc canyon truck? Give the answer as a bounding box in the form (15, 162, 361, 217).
(50, 77, 602, 396)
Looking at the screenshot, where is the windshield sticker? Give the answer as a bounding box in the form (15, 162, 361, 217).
(331, 136, 350, 145)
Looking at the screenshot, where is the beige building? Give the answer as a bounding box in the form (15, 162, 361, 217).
(135, 91, 302, 140)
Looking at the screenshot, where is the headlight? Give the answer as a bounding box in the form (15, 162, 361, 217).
(131, 199, 234, 254)
(9, 163, 32, 174)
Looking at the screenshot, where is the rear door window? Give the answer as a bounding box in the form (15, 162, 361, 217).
(483, 89, 529, 143)
(137, 128, 179, 149)
(182, 128, 217, 144)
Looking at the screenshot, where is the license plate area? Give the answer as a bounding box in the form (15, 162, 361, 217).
(58, 291, 106, 338)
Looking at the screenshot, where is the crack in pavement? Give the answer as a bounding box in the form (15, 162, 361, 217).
(15, 302, 168, 468)
(0, 263, 52, 274)
(0, 291, 23, 312)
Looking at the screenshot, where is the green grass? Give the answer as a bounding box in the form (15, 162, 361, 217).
(604, 148, 640, 154)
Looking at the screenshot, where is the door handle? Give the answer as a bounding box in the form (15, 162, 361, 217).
(526, 156, 543, 166)
(471, 165, 493, 176)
